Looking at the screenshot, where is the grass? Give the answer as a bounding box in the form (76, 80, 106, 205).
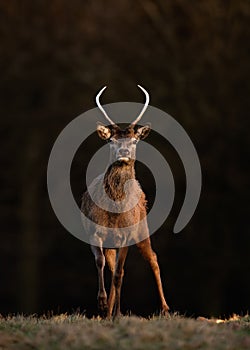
(0, 313, 249, 350)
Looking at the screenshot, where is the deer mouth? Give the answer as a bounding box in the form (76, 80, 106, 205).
(117, 157, 130, 162)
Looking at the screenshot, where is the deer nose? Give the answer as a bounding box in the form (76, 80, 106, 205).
(119, 148, 130, 157)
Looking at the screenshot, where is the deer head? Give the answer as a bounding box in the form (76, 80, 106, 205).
(96, 85, 151, 164)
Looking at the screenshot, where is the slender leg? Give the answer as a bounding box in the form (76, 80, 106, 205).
(113, 247, 128, 319)
(91, 245, 108, 317)
(104, 249, 116, 318)
(136, 238, 170, 314)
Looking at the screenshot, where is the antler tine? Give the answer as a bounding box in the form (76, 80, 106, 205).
(96, 86, 116, 125)
(130, 84, 150, 126)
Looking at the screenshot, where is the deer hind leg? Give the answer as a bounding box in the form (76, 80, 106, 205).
(113, 247, 128, 319)
(91, 245, 108, 317)
(136, 238, 170, 314)
(104, 249, 116, 318)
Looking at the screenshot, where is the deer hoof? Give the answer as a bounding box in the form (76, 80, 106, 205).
(98, 294, 108, 318)
(112, 312, 122, 321)
(160, 304, 170, 317)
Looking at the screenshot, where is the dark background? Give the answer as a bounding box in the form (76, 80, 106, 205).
(1, 0, 249, 318)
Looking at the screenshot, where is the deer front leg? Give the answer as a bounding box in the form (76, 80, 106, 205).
(91, 245, 108, 317)
(113, 247, 128, 319)
(104, 249, 116, 318)
(137, 238, 170, 314)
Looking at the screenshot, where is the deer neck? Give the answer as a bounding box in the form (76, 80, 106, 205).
(104, 162, 136, 201)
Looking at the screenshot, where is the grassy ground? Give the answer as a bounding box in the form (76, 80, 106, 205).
(0, 314, 249, 350)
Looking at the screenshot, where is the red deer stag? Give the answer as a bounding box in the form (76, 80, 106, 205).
(81, 85, 170, 318)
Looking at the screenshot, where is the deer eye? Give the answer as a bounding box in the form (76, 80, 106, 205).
(109, 138, 117, 144)
(132, 139, 138, 145)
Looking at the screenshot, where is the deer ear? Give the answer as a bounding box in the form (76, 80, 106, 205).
(96, 122, 111, 140)
(135, 123, 151, 140)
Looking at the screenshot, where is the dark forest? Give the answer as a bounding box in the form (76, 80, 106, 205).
(0, 0, 249, 318)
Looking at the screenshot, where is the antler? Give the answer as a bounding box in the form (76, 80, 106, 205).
(96, 86, 116, 126)
(96, 84, 150, 126)
(130, 85, 150, 126)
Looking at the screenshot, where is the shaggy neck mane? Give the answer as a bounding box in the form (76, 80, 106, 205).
(104, 162, 136, 201)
